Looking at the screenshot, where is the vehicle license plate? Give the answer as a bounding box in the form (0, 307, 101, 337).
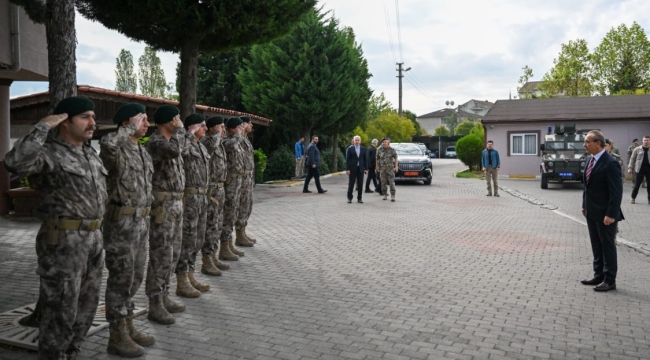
(559, 172, 573, 177)
(404, 171, 419, 176)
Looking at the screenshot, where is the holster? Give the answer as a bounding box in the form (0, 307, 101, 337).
(153, 206, 167, 224)
(45, 211, 60, 246)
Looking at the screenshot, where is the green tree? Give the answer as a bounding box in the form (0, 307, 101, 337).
(433, 125, 450, 136)
(539, 39, 593, 97)
(403, 109, 426, 136)
(443, 112, 460, 136)
(517, 65, 535, 99)
(469, 122, 485, 139)
(454, 120, 476, 137)
(365, 111, 415, 143)
(196, 48, 250, 111)
(456, 134, 484, 171)
(238, 9, 371, 148)
(591, 22, 650, 95)
(76, 0, 315, 119)
(138, 46, 167, 98)
(367, 92, 394, 121)
(115, 49, 137, 93)
(10, 0, 77, 111)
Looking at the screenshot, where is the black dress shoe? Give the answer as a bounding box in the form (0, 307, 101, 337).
(364, 190, 373, 193)
(358, 200, 363, 204)
(375, 189, 382, 194)
(347, 199, 352, 203)
(594, 282, 616, 292)
(302, 190, 312, 193)
(318, 189, 328, 193)
(580, 277, 604, 286)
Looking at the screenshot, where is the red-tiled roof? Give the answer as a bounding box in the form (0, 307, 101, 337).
(10, 85, 272, 124)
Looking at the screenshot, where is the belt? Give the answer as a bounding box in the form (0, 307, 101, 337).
(184, 187, 208, 196)
(111, 205, 151, 218)
(57, 218, 103, 231)
(209, 182, 224, 189)
(242, 170, 252, 175)
(153, 191, 184, 201)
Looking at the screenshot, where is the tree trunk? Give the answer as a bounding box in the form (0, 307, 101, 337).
(179, 39, 200, 120)
(332, 134, 339, 172)
(46, 0, 77, 111)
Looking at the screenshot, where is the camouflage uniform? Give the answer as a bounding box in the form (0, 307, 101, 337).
(4, 123, 107, 359)
(235, 136, 255, 232)
(100, 124, 153, 324)
(201, 132, 227, 256)
(376, 146, 398, 196)
(145, 128, 190, 298)
(176, 139, 210, 274)
(221, 134, 246, 243)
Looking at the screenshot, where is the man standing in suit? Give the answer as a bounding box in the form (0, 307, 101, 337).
(365, 139, 379, 193)
(346, 135, 368, 203)
(302, 136, 327, 194)
(581, 130, 624, 292)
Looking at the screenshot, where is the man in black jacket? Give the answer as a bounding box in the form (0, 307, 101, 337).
(581, 130, 624, 292)
(365, 139, 379, 193)
(302, 136, 327, 194)
(346, 135, 368, 203)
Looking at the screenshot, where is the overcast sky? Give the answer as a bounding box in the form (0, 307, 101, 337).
(10, 0, 650, 117)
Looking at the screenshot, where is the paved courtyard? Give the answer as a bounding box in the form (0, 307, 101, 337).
(1, 159, 650, 360)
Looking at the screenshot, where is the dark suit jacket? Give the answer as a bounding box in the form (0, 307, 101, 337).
(366, 146, 377, 169)
(346, 145, 367, 172)
(305, 143, 321, 167)
(582, 151, 624, 222)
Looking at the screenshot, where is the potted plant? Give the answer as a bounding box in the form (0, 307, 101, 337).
(7, 177, 41, 217)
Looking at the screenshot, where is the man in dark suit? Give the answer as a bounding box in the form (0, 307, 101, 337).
(365, 139, 379, 193)
(581, 130, 624, 292)
(346, 135, 368, 203)
(302, 135, 327, 194)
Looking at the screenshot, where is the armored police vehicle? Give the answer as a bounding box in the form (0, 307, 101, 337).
(539, 123, 588, 189)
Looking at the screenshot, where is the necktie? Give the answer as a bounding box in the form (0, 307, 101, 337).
(586, 157, 595, 181)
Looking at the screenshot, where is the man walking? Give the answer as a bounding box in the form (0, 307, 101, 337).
(628, 138, 640, 186)
(176, 114, 211, 298)
(302, 135, 327, 194)
(481, 140, 501, 197)
(100, 104, 155, 357)
(376, 137, 398, 202)
(5, 97, 106, 360)
(628, 136, 650, 204)
(346, 135, 368, 203)
(365, 139, 379, 193)
(145, 105, 190, 325)
(580, 130, 623, 292)
(295, 136, 305, 179)
(235, 116, 256, 247)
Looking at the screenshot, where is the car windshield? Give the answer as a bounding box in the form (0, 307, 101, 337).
(546, 142, 564, 150)
(446, 147, 455, 151)
(566, 142, 584, 150)
(395, 146, 423, 155)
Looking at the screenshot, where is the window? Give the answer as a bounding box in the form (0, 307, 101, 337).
(510, 133, 538, 155)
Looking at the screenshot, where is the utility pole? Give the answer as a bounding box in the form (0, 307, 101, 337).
(396, 62, 410, 117)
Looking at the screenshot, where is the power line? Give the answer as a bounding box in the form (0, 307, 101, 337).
(404, 76, 438, 104)
(405, 72, 436, 101)
(382, 0, 397, 64)
(394, 0, 403, 62)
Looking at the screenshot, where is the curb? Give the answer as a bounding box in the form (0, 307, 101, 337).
(257, 171, 346, 188)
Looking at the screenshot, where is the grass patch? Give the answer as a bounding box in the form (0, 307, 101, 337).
(455, 169, 484, 179)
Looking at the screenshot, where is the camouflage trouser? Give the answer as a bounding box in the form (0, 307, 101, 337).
(35, 225, 103, 359)
(203, 186, 226, 255)
(235, 174, 253, 230)
(145, 199, 183, 298)
(380, 168, 396, 195)
(176, 194, 208, 274)
(103, 211, 149, 324)
(220, 175, 243, 242)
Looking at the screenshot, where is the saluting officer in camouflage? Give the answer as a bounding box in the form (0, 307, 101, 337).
(376, 137, 399, 202)
(235, 116, 256, 247)
(175, 114, 212, 297)
(144, 105, 191, 325)
(4, 97, 107, 360)
(220, 117, 248, 259)
(201, 116, 239, 275)
(100, 103, 155, 357)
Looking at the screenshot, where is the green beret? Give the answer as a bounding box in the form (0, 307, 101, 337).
(113, 103, 146, 125)
(53, 96, 95, 118)
(206, 116, 224, 128)
(154, 105, 180, 124)
(240, 116, 251, 123)
(184, 113, 205, 129)
(226, 117, 243, 129)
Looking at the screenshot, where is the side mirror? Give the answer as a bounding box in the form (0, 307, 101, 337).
(429, 153, 436, 158)
(540, 144, 545, 151)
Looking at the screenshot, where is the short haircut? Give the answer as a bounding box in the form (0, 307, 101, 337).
(644, 136, 650, 140)
(487, 140, 493, 144)
(353, 135, 361, 141)
(372, 139, 378, 144)
(311, 135, 318, 140)
(633, 138, 638, 142)
(588, 130, 606, 147)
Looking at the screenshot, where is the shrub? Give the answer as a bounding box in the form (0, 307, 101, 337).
(456, 134, 484, 171)
(321, 147, 345, 174)
(253, 149, 267, 184)
(263, 145, 295, 182)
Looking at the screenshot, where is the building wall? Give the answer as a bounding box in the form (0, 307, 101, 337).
(485, 120, 650, 176)
(417, 117, 444, 135)
(458, 100, 491, 117)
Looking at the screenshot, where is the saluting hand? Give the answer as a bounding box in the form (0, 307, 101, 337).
(171, 115, 183, 128)
(129, 113, 145, 129)
(40, 113, 68, 129)
(188, 123, 202, 135)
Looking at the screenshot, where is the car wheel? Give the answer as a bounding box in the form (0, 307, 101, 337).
(424, 176, 432, 185)
(541, 174, 548, 189)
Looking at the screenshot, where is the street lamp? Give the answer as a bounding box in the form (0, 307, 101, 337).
(397, 64, 411, 117)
